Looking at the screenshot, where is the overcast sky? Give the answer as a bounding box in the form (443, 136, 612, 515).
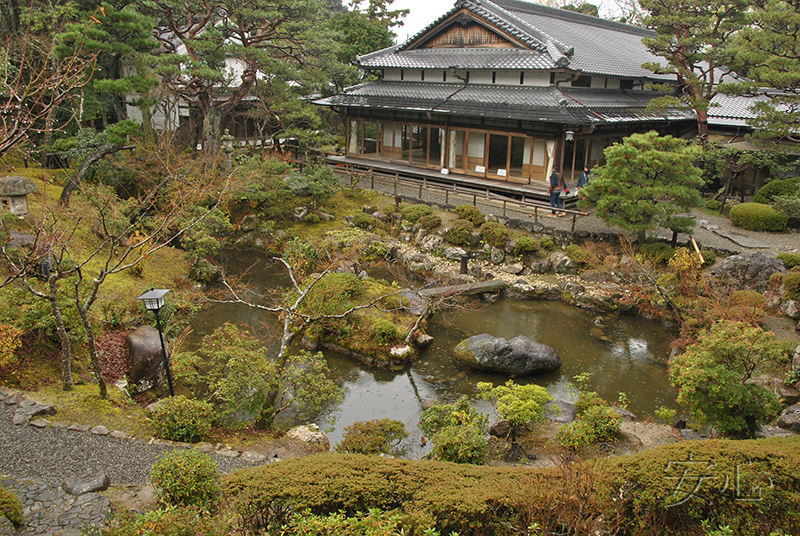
(390, 0, 623, 44)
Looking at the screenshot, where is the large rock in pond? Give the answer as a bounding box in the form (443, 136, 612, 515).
(127, 326, 167, 393)
(453, 334, 561, 375)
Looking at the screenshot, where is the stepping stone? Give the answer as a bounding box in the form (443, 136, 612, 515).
(241, 451, 266, 463)
(29, 419, 51, 428)
(90, 426, 110, 436)
(713, 229, 769, 249)
(4, 392, 25, 405)
(63, 473, 110, 496)
(109, 431, 128, 439)
(194, 443, 214, 453)
(216, 449, 239, 458)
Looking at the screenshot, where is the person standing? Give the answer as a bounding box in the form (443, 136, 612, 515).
(549, 166, 565, 216)
(577, 164, 593, 189)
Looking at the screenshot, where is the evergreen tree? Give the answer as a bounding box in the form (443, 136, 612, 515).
(640, 0, 748, 147)
(578, 131, 704, 244)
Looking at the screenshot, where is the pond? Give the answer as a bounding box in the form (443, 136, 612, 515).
(186, 251, 679, 457)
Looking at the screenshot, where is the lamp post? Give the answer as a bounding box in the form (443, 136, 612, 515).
(221, 129, 234, 170)
(136, 288, 174, 397)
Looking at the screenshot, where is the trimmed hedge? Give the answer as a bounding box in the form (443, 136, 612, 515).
(753, 177, 800, 205)
(479, 222, 509, 248)
(730, 203, 788, 232)
(445, 219, 473, 246)
(401, 204, 434, 223)
(151, 396, 215, 443)
(223, 437, 800, 535)
(0, 487, 24, 527)
(455, 204, 486, 226)
(777, 253, 800, 270)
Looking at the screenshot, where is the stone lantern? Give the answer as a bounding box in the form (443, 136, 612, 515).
(0, 176, 36, 217)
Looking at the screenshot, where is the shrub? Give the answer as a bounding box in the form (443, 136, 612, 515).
(773, 192, 800, 226)
(574, 391, 609, 417)
(704, 199, 722, 211)
(638, 243, 674, 263)
(700, 248, 716, 266)
(730, 202, 788, 232)
(151, 396, 215, 443)
(102, 506, 229, 536)
(580, 405, 623, 442)
(784, 272, 800, 300)
(429, 423, 487, 465)
(0, 487, 24, 527)
(566, 244, 593, 266)
(282, 237, 320, 275)
(455, 204, 485, 226)
(419, 397, 489, 437)
(335, 419, 408, 455)
(372, 319, 401, 345)
(513, 236, 539, 258)
(477, 380, 552, 442)
(351, 212, 376, 230)
(777, 252, 800, 270)
(281, 509, 404, 536)
(479, 222, 510, 248)
(0, 323, 22, 368)
(728, 290, 765, 309)
(539, 237, 555, 251)
(418, 214, 442, 231)
(444, 219, 473, 246)
(753, 177, 800, 204)
(303, 213, 321, 224)
(150, 450, 220, 512)
(401, 204, 434, 223)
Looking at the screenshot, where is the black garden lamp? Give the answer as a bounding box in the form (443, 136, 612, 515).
(136, 288, 174, 396)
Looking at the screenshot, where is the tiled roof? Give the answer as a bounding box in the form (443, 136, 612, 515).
(314, 80, 694, 125)
(359, 0, 671, 81)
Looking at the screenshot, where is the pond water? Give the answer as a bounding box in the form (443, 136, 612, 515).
(187, 251, 679, 457)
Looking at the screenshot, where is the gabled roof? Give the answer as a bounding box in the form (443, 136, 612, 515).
(357, 0, 669, 81)
(314, 80, 694, 125)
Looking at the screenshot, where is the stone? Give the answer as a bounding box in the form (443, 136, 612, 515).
(712, 253, 786, 292)
(68, 424, 92, 432)
(145, 400, 164, 414)
(12, 404, 56, 426)
(285, 423, 331, 451)
(195, 443, 214, 453)
(319, 212, 334, 222)
(90, 426, 110, 436)
(0, 515, 15, 535)
(613, 406, 638, 422)
(29, 419, 51, 428)
(489, 420, 511, 438)
(127, 326, 167, 394)
(453, 334, 562, 375)
(240, 214, 259, 232)
(780, 299, 800, 320)
(563, 282, 585, 295)
(503, 263, 524, 275)
(63, 473, 110, 496)
(241, 451, 267, 463)
(0, 386, 6, 399)
(4, 392, 25, 405)
(216, 449, 240, 458)
(109, 431, 128, 439)
(414, 333, 434, 349)
(775, 404, 800, 430)
(546, 400, 576, 423)
(18, 398, 36, 408)
(389, 345, 412, 358)
(529, 258, 550, 274)
(444, 247, 467, 261)
(490, 247, 505, 265)
(549, 252, 576, 274)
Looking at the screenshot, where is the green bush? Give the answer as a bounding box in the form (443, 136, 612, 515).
(335, 419, 408, 455)
(419, 397, 489, 437)
(753, 177, 800, 204)
(418, 214, 442, 231)
(351, 212, 376, 230)
(401, 204, 434, 223)
(730, 202, 788, 232)
(152, 396, 216, 443)
(479, 222, 510, 248)
(512, 236, 539, 258)
(455, 204, 485, 226)
(777, 252, 800, 270)
(773, 193, 800, 226)
(580, 405, 623, 442)
(539, 237, 555, 251)
(638, 243, 675, 263)
(101, 506, 229, 536)
(303, 213, 321, 224)
(0, 487, 23, 527)
(784, 272, 800, 300)
(704, 199, 722, 211)
(429, 424, 487, 465)
(444, 219, 473, 246)
(728, 290, 765, 308)
(281, 509, 405, 536)
(372, 319, 401, 345)
(566, 244, 593, 266)
(150, 450, 220, 512)
(223, 438, 800, 536)
(574, 391, 609, 417)
(700, 249, 716, 266)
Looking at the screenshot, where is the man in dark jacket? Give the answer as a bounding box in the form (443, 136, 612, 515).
(577, 165, 593, 189)
(548, 166, 565, 216)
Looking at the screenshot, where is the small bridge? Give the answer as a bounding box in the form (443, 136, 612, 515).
(402, 280, 508, 315)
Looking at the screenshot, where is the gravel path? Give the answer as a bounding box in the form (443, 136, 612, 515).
(0, 402, 254, 487)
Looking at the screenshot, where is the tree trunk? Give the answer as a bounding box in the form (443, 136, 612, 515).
(78, 304, 107, 399)
(59, 144, 122, 206)
(203, 106, 223, 155)
(696, 109, 709, 149)
(670, 230, 678, 248)
(139, 103, 157, 144)
(39, 106, 57, 166)
(49, 277, 73, 391)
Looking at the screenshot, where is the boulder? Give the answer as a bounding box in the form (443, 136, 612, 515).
(712, 253, 786, 292)
(453, 334, 561, 375)
(63, 472, 110, 495)
(285, 424, 330, 451)
(612, 406, 638, 422)
(780, 299, 800, 320)
(491, 247, 505, 265)
(240, 214, 259, 232)
(775, 404, 800, 430)
(419, 234, 444, 252)
(503, 263, 524, 275)
(126, 326, 167, 394)
(529, 258, 550, 274)
(12, 403, 56, 426)
(444, 247, 467, 261)
(549, 252, 576, 274)
(546, 400, 576, 423)
(489, 420, 511, 438)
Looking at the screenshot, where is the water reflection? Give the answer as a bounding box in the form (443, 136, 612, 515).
(187, 252, 679, 458)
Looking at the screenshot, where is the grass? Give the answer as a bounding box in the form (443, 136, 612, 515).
(286, 189, 395, 242)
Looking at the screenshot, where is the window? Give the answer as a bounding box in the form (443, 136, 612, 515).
(421, 70, 425, 81)
(620, 79, 634, 90)
(492, 71, 496, 84)
(400, 69, 404, 81)
(466, 71, 470, 83)
(571, 75, 591, 87)
(443, 70, 447, 82)
(520, 72, 525, 85)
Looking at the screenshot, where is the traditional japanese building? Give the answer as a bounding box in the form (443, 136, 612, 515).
(316, 0, 695, 191)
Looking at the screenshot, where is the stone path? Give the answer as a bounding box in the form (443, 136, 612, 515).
(0, 476, 109, 536)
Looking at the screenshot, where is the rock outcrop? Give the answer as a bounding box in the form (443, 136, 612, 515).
(453, 334, 562, 375)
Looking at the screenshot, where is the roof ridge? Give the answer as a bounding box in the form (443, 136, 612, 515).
(490, 0, 656, 38)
